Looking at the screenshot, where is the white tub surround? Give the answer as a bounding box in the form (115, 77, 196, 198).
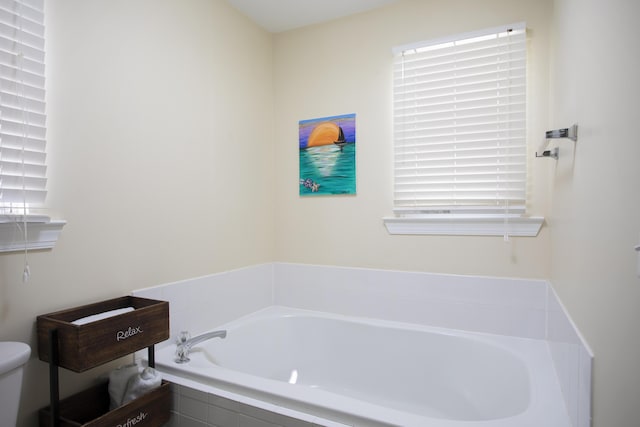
(133, 263, 592, 427)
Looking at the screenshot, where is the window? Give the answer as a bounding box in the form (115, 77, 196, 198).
(384, 23, 542, 236)
(0, 0, 64, 253)
(0, 0, 46, 216)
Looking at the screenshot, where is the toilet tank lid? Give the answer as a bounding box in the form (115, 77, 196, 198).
(0, 342, 31, 375)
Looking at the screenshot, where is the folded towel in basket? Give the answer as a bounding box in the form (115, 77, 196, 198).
(122, 367, 163, 405)
(71, 307, 135, 325)
(108, 364, 140, 409)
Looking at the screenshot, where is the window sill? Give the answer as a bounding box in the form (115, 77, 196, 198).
(383, 215, 544, 237)
(0, 217, 66, 253)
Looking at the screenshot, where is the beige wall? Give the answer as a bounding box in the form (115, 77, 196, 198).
(0, 1, 275, 425)
(273, 0, 554, 278)
(549, 0, 640, 425)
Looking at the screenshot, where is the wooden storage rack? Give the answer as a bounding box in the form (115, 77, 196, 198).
(37, 296, 171, 427)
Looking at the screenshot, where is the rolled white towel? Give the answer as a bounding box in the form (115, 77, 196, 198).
(122, 367, 162, 405)
(71, 307, 135, 325)
(108, 364, 140, 409)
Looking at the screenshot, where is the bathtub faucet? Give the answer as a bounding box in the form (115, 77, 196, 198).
(175, 330, 227, 364)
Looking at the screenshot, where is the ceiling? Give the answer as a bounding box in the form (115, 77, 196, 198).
(225, 0, 399, 33)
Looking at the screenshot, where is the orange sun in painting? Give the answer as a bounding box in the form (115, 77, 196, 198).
(307, 122, 340, 147)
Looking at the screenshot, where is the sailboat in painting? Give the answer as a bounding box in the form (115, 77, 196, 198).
(333, 126, 347, 151)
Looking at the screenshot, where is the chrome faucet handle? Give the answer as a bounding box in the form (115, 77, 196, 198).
(175, 345, 190, 364)
(177, 331, 191, 344)
(175, 331, 191, 364)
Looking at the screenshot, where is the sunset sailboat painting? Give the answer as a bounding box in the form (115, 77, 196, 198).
(299, 113, 356, 196)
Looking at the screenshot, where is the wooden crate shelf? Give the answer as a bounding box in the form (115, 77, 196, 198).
(39, 380, 171, 427)
(37, 296, 169, 372)
(38, 296, 171, 427)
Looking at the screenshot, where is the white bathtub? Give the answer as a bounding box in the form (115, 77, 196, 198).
(154, 306, 570, 427)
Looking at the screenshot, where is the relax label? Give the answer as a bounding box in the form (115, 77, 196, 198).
(116, 411, 147, 427)
(116, 326, 143, 341)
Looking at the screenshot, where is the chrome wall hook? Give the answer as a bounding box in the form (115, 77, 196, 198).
(535, 147, 559, 159)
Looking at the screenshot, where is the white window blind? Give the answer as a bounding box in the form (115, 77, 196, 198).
(393, 23, 527, 217)
(0, 0, 46, 216)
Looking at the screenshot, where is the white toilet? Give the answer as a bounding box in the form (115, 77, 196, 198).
(0, 342, 31, 427)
